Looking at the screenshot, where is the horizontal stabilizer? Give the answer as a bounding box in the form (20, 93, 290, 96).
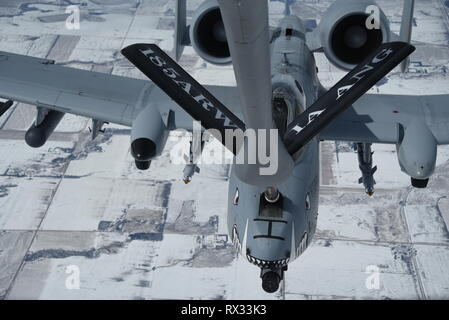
(122, 43, 246, 154)
(284, 42, 415, 155)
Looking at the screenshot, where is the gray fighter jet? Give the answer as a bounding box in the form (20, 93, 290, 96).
(0, 0, 446, 293)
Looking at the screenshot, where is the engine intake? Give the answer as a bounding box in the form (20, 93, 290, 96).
(331, 13, 383, 66)
(318, 0, 391, 70)
(190, 0, 231, 65)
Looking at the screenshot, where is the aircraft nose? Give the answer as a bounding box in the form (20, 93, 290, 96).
(244, 220, 292, 268)
(246, 253, 290, 269)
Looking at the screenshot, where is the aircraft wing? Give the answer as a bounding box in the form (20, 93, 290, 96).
(0, 50, 242, 130)
(319, 93, 449, 145)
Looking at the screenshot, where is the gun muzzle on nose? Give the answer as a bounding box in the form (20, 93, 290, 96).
(261, 268, 283, 293)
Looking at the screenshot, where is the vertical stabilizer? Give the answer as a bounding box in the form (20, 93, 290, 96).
(174, 0, 189, 61)
(284, 0, 291, 16)
(399, 0, 415, 72)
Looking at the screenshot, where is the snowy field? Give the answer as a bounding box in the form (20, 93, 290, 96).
(1, 0, 449, 300)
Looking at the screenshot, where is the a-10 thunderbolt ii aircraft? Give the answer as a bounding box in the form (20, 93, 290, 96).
(0, 0, 447, 293)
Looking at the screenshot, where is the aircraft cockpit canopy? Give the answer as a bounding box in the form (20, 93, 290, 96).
(272, 85, 306, 153)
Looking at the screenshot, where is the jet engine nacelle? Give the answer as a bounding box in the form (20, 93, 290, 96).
(130, 106, 169, 168)
(397, 121, 437, 180)
(190, 0, 231, 65)
(317, 0, 391, 71)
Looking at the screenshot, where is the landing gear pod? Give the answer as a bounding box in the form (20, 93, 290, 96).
(397, 120, 437, 182)
(411, 178, 429, 189)
(130, 105, 169, 169)
(135, 160, 151, 171)
(131, 138, 157, 162)
(25, 110, 65, 148)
